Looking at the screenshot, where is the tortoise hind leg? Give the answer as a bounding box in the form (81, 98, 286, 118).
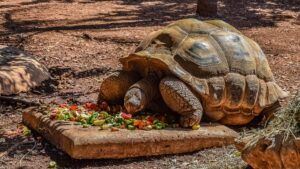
(159, 76, 203, 127)
(98, 70, 140, 104)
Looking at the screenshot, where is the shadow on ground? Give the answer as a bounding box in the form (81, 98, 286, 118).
(1, 0, 299, 37)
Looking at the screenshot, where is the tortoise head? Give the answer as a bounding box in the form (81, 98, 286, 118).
(119, 27, 183, 78)
(124, 87, 147, 114)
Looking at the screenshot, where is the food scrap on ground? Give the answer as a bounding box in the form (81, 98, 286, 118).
(0, 123, 31, 138)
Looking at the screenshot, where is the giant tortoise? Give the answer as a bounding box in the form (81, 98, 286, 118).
(99, 18, 288, 127)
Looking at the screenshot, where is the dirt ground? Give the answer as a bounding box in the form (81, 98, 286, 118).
(0, 0, 299, 168)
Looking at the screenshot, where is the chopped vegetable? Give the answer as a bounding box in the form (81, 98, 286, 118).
(121, 112, 132, 119)
(48, 161, 57, 168)
(144, 125, 152, 130)
(93, 119, 105, 126)
(133, 120, 142, 126)
(120, 124, 126, 129)
(22, 126, 31, 136)
(127, 125, 135, 130)
(82, 124, 90, 128)
(154, 123, 163, 129)
(85, 103, 98, 110)
(99, 111, 109, 118)
(59, 104, 67, 108)
(111, 127, 119, 132)
(69, 105, 78, 111)
(124, 119, 134, 125)
(192, 124, 200, 130)
(88, 112, 99, 124)
(102, 123, 113, 130)
(47, 103, 191, 130)
(172, 123, 180, 128)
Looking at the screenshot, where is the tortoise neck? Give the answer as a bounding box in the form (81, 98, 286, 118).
(261, 101, 282, 125)
(147, 71, 159, 79)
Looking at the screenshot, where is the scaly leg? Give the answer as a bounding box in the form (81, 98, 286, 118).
(159, 76, 203, 127)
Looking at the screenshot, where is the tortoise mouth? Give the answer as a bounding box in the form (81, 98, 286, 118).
(124, 99, 144, 114)
(124, 87, 147, 114)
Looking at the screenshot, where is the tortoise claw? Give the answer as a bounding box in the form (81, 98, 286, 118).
(180, 111, 201, 127)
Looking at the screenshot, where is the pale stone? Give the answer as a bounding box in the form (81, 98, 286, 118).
(23, 111, 238, 159)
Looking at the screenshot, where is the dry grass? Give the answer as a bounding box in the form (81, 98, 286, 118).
(242, 92, 300, 149)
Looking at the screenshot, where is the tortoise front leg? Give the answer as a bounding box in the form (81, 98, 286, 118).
(98, 70, 140, 104)
(159, 77, 203, 127)
(124, 74, 159, 114)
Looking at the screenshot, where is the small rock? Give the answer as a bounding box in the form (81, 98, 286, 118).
(0, 138, 5, 143)
(181, 162, 189, 166)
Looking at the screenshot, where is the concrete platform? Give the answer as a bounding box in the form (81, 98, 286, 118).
(23, 111, 238, 159)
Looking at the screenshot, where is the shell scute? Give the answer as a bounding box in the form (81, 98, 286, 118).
(175, 34, 229, 77)
(210, 31, 257, 75)
(224, 73, 246, 109)
(207, 77, 226, 107)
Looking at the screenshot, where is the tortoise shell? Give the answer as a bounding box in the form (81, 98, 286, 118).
(120, 18, 288, 125)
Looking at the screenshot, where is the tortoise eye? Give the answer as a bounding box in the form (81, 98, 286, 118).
(152, 33, 173, 48)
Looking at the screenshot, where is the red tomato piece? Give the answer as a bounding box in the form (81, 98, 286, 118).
(85, 103, 98, 110)
(138, 121, 145, 129)
(146, 120, 152, 125)
(134, 120, 144, 127)
(69, 105, 78, 111)
(121, 112, 132, 119)
(147, 116, 156, 123)
(133, 120, 139, 126)
(52, 109, 59, 114)
(59, 104, 68, 108)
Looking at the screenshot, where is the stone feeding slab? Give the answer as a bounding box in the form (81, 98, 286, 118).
(23, 111, 238, 159)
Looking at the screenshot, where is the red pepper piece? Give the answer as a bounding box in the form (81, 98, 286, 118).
(85, 103, 98, 110)
(138, 121, 145, 129)
(52, 109, 59, 114)
(133, 120, 141, 126)
(147, 116, 156, 123)
(59, 103, 68, 108)
(111, 127, 119, 132)
(69, 105, 78, 111)
(146, 120, 152, 125)
(121, 112, 132, 119)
